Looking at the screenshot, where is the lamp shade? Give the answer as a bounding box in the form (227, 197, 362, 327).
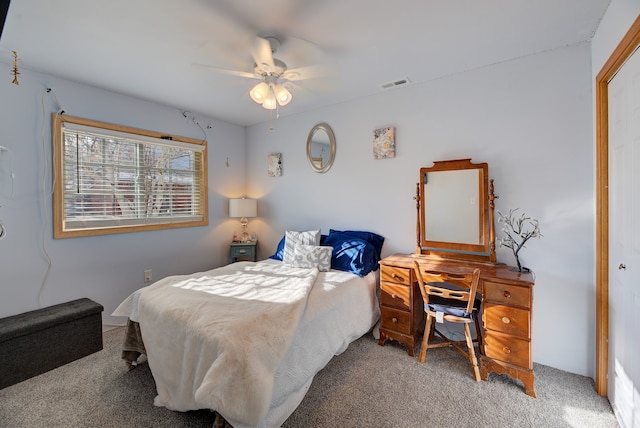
(229, 198, 257, 218)
(273, 83, 292, 106)
(262, 87, 277, 110)
(249, 82, 269, 104)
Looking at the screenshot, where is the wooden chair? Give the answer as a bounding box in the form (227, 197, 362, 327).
(412, 261, 482, 381)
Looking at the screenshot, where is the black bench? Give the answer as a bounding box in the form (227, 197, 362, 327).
(0, 298, 104, 389)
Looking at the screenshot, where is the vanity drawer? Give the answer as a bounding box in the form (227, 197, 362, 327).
(484, 303, 530, 338)
(380, 307, 411, 335)
(381, 266, 412, 285)
(483, 330, 531, 368)
(483, 281, 531, 308)
(381, 282, 411, 310)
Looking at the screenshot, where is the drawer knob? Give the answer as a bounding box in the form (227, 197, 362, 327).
(502, 346, 511, 354)
(391, 273, 398, 279)
(503, 291, 511, 298)
(239, 249, 246, 254)
(502, 317, 511, 324)
(391, 293, 397, 299)
(392, 317, 398, 323)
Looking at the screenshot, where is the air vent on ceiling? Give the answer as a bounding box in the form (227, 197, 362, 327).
(380, 77, 411, 91)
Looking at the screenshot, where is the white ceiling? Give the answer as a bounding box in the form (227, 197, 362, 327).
(0, 0, 610, 127)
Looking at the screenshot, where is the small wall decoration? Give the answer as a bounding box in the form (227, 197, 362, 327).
(373, 126, 395, 159)
(11, 51, 21, 85)
(267, 153, 283, 177)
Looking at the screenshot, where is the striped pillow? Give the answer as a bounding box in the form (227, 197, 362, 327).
(283, 230, 320, 265)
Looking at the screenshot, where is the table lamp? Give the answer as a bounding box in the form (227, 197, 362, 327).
(229, 198, 257, 242)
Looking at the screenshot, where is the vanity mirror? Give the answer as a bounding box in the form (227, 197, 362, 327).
(416, 158, 496, 262)
(306, 123, 336, 173)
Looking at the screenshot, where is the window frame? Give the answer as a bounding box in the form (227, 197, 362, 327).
(52, 114, 208, 238)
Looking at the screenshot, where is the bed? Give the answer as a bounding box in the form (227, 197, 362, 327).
(112, 229, 383, 428)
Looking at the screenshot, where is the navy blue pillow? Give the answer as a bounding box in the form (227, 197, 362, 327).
(269, 234, 329, 261)
(323, 234, 379, 277)
(268, 235, 286, 261)
(329, 229, 385, 260)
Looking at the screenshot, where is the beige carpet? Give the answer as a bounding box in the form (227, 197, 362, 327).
(0, 327, 618, 427)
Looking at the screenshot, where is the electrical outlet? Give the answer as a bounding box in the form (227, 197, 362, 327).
(144, 269, 152, 283)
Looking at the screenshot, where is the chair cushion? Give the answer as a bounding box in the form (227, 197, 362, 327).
(426, 300, 478, 319)
(425, 281, 481, 319)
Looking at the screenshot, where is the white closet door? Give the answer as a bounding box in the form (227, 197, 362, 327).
(608, 45, 640, 428)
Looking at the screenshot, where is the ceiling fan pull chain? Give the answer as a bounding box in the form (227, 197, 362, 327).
(268, 109, 274, 132)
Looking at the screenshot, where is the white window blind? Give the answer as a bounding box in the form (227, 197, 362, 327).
(60, 122, 206, 231)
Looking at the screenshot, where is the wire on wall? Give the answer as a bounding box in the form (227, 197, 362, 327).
(181, 111, 209, 143)
(0, 145, 15, 198)
(0, 203, 5, 241)
(37, 87, 65, 307)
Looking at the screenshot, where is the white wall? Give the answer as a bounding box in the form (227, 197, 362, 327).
(592, 1, 640, 76)
(246, 43, 596, 377)
(0, 68, 246, 327)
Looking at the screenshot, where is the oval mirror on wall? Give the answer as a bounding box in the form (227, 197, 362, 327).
(306, 123, 336, 173)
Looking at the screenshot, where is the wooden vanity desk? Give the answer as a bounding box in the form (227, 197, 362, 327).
(378, 254, 536, 397)
(379, 159, 536, 397)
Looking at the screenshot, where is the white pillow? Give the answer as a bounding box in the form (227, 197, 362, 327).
(283, 230, 321, 265)
(292, 245, 333, 271)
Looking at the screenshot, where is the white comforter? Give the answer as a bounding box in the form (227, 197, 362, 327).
(259, 265, 379, 428)
(113, 260, 380, 428)
(114, 261, 319, 426)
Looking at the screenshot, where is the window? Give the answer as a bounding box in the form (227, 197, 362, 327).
(52, 114, 208, 238)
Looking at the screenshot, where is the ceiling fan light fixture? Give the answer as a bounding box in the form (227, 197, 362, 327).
(251, 79, 292, 110)
(250, 82, 270, 104)
(262, 86, 278, 110)
(273, 84, 292, 106)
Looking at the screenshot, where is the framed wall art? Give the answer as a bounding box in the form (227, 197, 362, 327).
(373, 126, 395, 159)
(268, 153, 283, 177)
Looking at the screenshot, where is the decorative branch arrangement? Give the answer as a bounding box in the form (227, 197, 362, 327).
(497, 208, 542, 272)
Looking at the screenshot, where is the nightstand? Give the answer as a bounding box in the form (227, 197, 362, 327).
(229, 241, 257, 262)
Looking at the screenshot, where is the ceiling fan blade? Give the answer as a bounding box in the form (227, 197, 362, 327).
(192, 63, 258, 80)
(288, 75, 339, 95)
(282, 64, 335, 81)
(284, 81, 332, 103)
(196, 39, 255, 71)
(276, 36, 330, 67)
(251, 37, 276, 74)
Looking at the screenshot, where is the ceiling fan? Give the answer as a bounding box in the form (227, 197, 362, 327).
(195, 35, 333, 110)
